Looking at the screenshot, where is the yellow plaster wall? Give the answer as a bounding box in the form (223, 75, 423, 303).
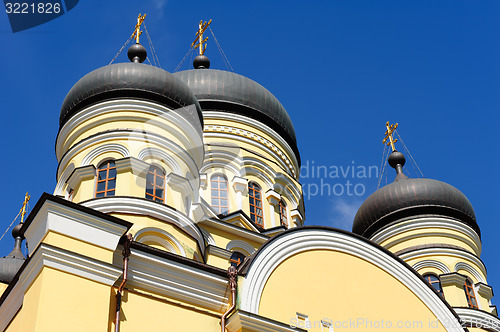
(118, 289, 220, 331)
(200, 224, 263, 252)
(258, 249, 448, 331)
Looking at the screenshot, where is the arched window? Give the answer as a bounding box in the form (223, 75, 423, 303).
(248, 182, 263, 227)
(211, 174, 229, 214)
(423, 274, 444, 298)
(230, 251, 245, 267)
(145, 165, 165, 203)
(464, 279, 478, 308)
(95, 160, 116, 197)
(279, 199, 288, 227)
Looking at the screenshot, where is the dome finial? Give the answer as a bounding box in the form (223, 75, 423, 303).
(383, 122, 408, 180)
(127, 14, 148, 63)
(191, 19, 212, 69)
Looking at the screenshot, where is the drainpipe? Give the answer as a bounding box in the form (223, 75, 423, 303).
(114, 233, 133, 332)
(221, 266, 238, 332)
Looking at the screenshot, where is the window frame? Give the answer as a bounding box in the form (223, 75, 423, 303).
(423, 273, 444, 298)
(248, 182, 264, 227)
(210, 174, 229, 215)
(95, 160, 117, 198)
(464, 278, 479, 309)
(145, 164, 166, 203)
(230, 251, 245, 267)
(278, 199, 288, 227)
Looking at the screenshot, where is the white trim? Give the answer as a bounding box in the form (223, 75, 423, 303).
(199, 226, 216, 246)
(0, 244, 122, 331)
(203, 111, 299, 175)
(412, 260, 451, 274)
(454, 307, 500, 331)
(24, 200, 129, 256)
(127, 247, 229, 312)
(81, 196, 205, 252)
(398, 247, 487, 281)
(55, 163, 75, 196)
(226, 240, 256, 256)
(370, 217, 482, 256)
(455, 262, 485, 283)
(138, 147, 182, 174)
(206, 245, 232, 260)
(199, 218, 268, 244)
(81, 143, 130, 166)
(56, 99, 203, 163)
(240, 229, 464, 331)
(134, 227, 187, 257)
(226, 310, 306, 332)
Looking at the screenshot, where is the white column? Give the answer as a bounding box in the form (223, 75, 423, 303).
(232, 176, 248, 211)
(290, 209, 304, 228)
(265, 190, 281, 228)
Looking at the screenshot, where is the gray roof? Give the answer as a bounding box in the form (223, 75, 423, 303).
(0, 225, 25, 284)
(59, 63, 203, 131)
(352, 177, 478, 238)
(174, 69, 300, 165)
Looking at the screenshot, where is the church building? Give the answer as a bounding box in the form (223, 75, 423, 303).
(0, 18, 497, 331)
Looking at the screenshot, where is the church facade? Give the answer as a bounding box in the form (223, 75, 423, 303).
(0, 23, 498, 331)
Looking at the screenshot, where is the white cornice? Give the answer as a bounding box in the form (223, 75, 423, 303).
(57, 99, 203, 163)
(81, 143, 130, 166)
(440, 273, 467, 287)
(81, 196, 205, 253)
(454, 307, 500, 331)
(66, 164, 96, 190)
(206, 245, 233, 260)
(412, 260, 451, 274)
(476, 283, 494, 300)
(370, 217, 482, 256)
(226, 240, 256, 256)
(203, 111, 299, 173)
(0, 243, 122, 331)
(398, 247, 487, 281)
(199, 218, 268, 244)
(240, 229, 465, 331)
(24, 199, 130, 256)
(114, 156, 150, 174)
(127, 247, 229, 312)
(455, 262, 485, 283)
(226, 310, 307, 332)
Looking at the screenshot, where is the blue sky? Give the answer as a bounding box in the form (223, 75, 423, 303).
(1, 1, 499, 296)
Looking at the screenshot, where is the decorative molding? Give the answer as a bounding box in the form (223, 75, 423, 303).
(81, 143, 130, 166)
(476, 283, 494, 300)
(226, 240, 256, 256)
(290, 209, 304, 227)
(232, 176, 248, 194)
(55, 163, 75, 196)
(81, 196, 205, 253)
(127, 246, 229, 312)
(370, 217, 482, 256)
(440, 273, 467, 287)
(66, 164, 96, 191)
(206, 245, 232, 260)
(412, 260, 451, 274)
(265, 190, 280, 206)
(167, 173, 194, 196)
(199, 227, 216, 246)
(454, 307, 500, 332)
(455, 262, 485, 283)
(226, 310, 307, 332)
(199, 218, 268, 245)
(203, 111, 299, 174)
(24, 199, 129, 256)
(114, 156, 150, 175)
(138, 146, 183, 175)
(57, 99, 203, 163)
(240, 229, 465, 331)
(398, 247, 487, 280)
(134, 227, 187, 257)
(200, 173, 208, 190)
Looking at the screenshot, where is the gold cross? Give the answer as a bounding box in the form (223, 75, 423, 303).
(19, 192, 31, 224)
(132, 13, 146, 44)
(191, 19, 212, 55)
(382, 121, 398, 152)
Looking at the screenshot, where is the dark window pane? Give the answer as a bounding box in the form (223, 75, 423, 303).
(96, 192, 104, 198)
(146, 188, 154, 195)
(97, 182, 105, 192)
(109, 167, 117, 178)
(108, 180, 116, 190)
(156, 189, 164, 199)
(146, 172, 154, 183)
(107, 190, 115, 196)
(156, 176, 164, 187)
(220, 181, 227, 189)
(98, 170, 107, 180)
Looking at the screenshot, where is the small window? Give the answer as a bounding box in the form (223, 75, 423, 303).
(211, 174, 229, 214)
(145, 165, 165, 203)
(464, 279, 478, 308)
(248, 182, 263, 226)
(230, 251, 245, 267)
(95, 160, 116, 197)
(424, 274, 444, 298)
(279, 199, 288, 227)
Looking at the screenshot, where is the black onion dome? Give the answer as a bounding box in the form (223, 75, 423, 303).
(173, 69, 300, 165)
(59, 63, 203, 131)
(352, 177, 478, 238)
(0, 224, 25, 284)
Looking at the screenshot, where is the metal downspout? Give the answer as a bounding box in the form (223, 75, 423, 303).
(114, 233, 132, 332)
(221, 266, 237, 332)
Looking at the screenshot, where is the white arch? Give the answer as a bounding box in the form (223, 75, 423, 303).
(455, 262, 485, 283)
(226, 240, 256, 256)
(138, 147, 182, 175)
(240, 228, 465, 331)
(81, 144, 129, 166)
(199, 227, 216, 246)
(412, 260, 451, 274)
(134, 227, 186, 257)
(54, 163, 75, 196)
